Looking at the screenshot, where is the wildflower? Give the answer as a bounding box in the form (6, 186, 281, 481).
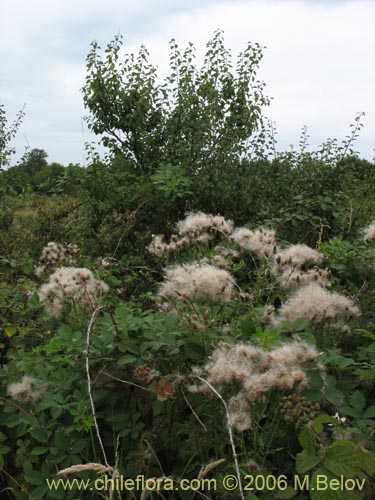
(8, 375, 45, 403)
(363, 221, 375, 243)
(267, 283, 360, 327)
(158, 263, 235, 303)
(327, 412, 346, 427)
(38, 267, 109, 317)
(230, 227, 277, 259)
(332, 412, 346, 424)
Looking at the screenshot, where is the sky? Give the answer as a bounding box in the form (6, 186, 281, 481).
(1, 0, 374, 166)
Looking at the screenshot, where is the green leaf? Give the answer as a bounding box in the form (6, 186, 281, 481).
(274, 486, 297, 499)
(30, 446, 49, 455)
(24, 469, 45, 485)
(309, 371, 324, 390)
(296, 450, 321, 474)
(70, 438, 87, 453)
(336, 356, 354, 369)
(310, 467, 346, 500)
(183, 342, 204, 361)
(350, 391, 366, 412)
(324, 441, 358, 477)
(325, 386, 345, 405)
(356, 446, 375, 476)
(31, 485, 49, 497)
(27, 292, 40, 309)
(30, 428, 50, 443)
(293, 317, 309, 331)
(54, 432, 71, 452)
(58, 324, 73, 339)
(363, 406, 375, 419)
(341, 406, 360, 418)
(240, 314, 256, 335)
(245, 493, 258, 500)
(312, 414, 338, 433)
(354, 329, 375, 340)
(298, 428, 315, 452)
(114, 304, 132, 332)
(4, 326, 17, 338)
(305, 390, 324, 402)
(117, 354, 137, 366)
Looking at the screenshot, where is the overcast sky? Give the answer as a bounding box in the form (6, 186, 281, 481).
(1, 0, 374, 166)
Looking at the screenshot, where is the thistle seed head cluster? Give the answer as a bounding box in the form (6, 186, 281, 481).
(275, 267, 331, 290)
(191, 340, 320, 431)
(38, 267, 109, 317)
(363, 221, 375, 243)
(148, 212, 233, 258)
(177, 212, 234, 237)
(147, 234, 190, 258)
(273, 244, 324, 273)
(230, 227, 277, 259)
(7, 375, 46, 403)
(148, 211, 278, 265)
(158, 263, 235, 303)
(272, 244, 329, 290)
(266, 283, 360, 327)
(35, 241, 79, 277)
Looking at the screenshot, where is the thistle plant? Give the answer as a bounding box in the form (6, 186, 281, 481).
(38, 267, 109, 316)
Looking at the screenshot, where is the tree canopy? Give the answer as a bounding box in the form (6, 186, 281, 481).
(82, 30, 270, 174)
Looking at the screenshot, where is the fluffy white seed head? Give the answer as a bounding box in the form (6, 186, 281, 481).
(363, 221, 375, 243)
(268, 283, 360, 327)
(177, 212, 234, 237)
(192, 340, 320, 421)
(212, 254, 228, 269)
(38, 267, 109, 317)
(7, 375, 45, 403)
(230, 227, 277, 259)
(35, 242, 79, 276)
(158, 263, 235, 303)
(275, 266, 331, 290)
(272, 244, 324, 274)
(228, 394, 252, 432)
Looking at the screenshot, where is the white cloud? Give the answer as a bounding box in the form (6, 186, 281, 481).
(1, 0, 374, 164)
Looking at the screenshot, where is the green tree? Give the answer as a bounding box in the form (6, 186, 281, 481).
(0, 104, 25, 169)
(19, 148, 48, 177)
(82, 31, 269, 206)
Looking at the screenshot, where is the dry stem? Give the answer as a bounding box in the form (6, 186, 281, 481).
(196, 375, 244, 500)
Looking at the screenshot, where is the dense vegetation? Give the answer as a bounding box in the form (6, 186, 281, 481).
(1, 31, 375, 500)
